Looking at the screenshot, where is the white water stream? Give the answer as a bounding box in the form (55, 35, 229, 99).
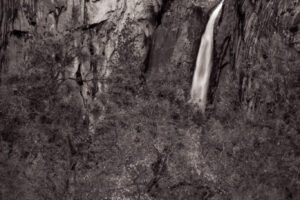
(190, 0, 224, 113)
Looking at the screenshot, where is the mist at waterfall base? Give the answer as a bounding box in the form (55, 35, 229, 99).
(190, 0, 224, 113)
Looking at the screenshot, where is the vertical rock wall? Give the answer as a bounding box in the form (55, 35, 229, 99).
(0, 0, 166, 132)
(0, 1, 172, 199)
(213, 0, 299, 122)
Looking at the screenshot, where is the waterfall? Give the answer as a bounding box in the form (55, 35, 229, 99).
(190, 0, 224, 113)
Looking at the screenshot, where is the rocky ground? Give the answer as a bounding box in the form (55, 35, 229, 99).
(0, 0, 299, 199)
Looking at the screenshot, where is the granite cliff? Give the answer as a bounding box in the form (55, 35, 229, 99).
(0, 0, 299, 199)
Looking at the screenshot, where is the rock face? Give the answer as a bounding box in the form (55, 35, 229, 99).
(213, 0, 300, 120)
(0, 0, 166, 133)
(211, 0, 300, 198)
(146, 0, 207, 104)
(0, 0, 299, 199)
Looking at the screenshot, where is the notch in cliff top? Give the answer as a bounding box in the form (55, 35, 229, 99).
(156, 0, 174, 26)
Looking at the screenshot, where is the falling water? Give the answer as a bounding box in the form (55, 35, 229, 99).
(190, 0, 224, 113)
